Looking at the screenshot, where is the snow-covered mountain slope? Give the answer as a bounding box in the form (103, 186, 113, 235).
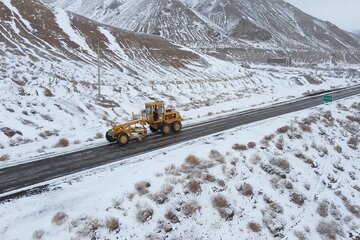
(1, 97, 359, 239)
(44, 0, 360, 60)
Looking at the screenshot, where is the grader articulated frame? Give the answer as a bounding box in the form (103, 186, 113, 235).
(105, 101, 183, 145)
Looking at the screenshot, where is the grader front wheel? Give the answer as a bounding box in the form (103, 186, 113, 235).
(117, 133, 129, 145)
(106, 130, 116, 142)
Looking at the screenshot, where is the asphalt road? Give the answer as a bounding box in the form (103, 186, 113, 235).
(1, 85, 359, 198)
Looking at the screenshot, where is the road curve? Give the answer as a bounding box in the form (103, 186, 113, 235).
(0, 85, 359, 197)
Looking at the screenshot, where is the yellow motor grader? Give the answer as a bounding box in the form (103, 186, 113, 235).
(105, 101, 183, 145)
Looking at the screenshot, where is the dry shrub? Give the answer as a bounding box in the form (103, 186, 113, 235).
(247, 142, 256, 149)
(316, 220, 344, 240)
(185, 154, 200, 166)
(263, 195, 284, 214)
(284, 180, 293, 189)
(73, 140, 81, 144)
(270, 158, 290, 173)
(32, 230, 44, 240)
(165, 209, 180, 223)
(261, 134, 275, 144)
(150, 191, 168, 204)
(317, 201, 329, 217)
(203, 173, 216, 182)
(277, 126, 290, 134)
(334, 145, 342, 153)
(95, 132, 104, 139)
(217, 179, 225, 187)
(248, 221, 261, 232)
(209, 150, 225, 163)
(291, 193, 305, 206)
(347, 136, 358, 149)
(237, 183, 253, 197)
(346, 115, 360, 124)
(0, 154, 10, 162)
(351, 102, 360, 110)
(187, 180, 201, 194)
(52, 211, 68, 225)
(162, 184, 174, 195)
(71, 216, 101, 237)
(299, 123, 312, 133)
(232, 143, 247, 151)
(54, 138, 69, 148)
(40, 114, 53, 122)
(250, 154, 261, 165)
(135, 181, 151, 195)
(182, 200, 200, 217)
(212, 194, 228, 209)
(136, 206, 153, 223)
(44, 88, 54, 97)
(105, 217, 119, 231)
(294, 231, 307, 240)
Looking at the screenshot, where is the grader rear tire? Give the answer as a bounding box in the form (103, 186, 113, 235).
(172, 121, 182, 133)
(161, 123, 171, 135)
(106, 130, 116, 142)
(117, 133, 129, 145)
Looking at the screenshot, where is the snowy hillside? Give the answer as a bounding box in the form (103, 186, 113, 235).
(1, 97, 359, 239)
(1, 0, 360, 166)
(44, 0, 360, 63)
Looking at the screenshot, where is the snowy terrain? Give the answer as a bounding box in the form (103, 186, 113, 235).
(44, 0, 360, 62)
(1, 96, 359, 239)
(1, 0, 359, 167)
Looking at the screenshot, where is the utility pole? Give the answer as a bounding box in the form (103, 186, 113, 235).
(97, 39, 101, 96)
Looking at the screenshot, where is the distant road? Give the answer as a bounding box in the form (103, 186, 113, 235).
(1, 85, 359, 200)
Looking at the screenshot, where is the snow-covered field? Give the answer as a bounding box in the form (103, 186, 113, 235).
(1, 97, 359, 240)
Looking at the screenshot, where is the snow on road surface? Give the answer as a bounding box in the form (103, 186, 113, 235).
(1, 97, 359, 239)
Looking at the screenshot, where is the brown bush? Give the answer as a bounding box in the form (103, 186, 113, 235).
(185, 154, 200, 166)
(351, 102, 360, 110)
(316, 220, 344, 240)
(334, 145, 342, 153)
(165, 210, 180, 223)
(162, 184, 174, 195)
(277, 126, 290, 134)
(237, 183, 253, 197)
(54, 138, 69, 148)
(41, 114, 53, 122)
(248, 221, 261, 232)
(270, 158, 290, 173)
(73, 140, 81, 144)
(209, 150, 225, 163)
(217, 179, 225, 187)
(291, 193, 305, 206)
(105, 217, 119, 231)
(232, 143, 247, 151)
(261, 134, 275, 144)
(212, 194, 228, 209)
(203, 173, 216, 182)
(32, 230, 44, 240)
(95, 132, 104, 139)
(299, 123, 312, 133)
(346, 115, 360, 124)
(52, 211, 68, 225)
(44, 87, 54, 97)
(136, 206, 153, 223)
(135, 181, 150, 195)
(150, 192, 167, 204)
(187, 180, 201, 194)
(250, 154, 261, 165)
(247, 142, 256, 149)
(0, 154, 10, 162)
(317, 201, 329, 217)
(182, 200, 200, 217)
(347, 137, 358, 149)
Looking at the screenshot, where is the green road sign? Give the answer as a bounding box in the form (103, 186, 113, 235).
(323, 95, 333, 103)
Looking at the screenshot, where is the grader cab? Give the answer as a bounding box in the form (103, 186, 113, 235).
(105, 101, 182, 145)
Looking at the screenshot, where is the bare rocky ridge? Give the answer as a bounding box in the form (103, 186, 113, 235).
(44, 0, 360, 63)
